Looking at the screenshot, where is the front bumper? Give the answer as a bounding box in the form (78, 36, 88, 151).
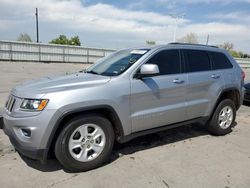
(3, 125, 46, 161)
(1, 108, 58, 162)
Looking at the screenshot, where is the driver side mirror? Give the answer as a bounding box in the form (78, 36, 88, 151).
(135, 64, 160, 79)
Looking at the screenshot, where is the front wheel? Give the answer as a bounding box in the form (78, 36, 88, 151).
(55, 115, 114, 172)
(207, 99, 236, 136)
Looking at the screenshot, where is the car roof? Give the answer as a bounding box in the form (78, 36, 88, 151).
(131, 43, 225, 53)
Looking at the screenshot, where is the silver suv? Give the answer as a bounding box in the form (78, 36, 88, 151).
(1, 43, 245, 171)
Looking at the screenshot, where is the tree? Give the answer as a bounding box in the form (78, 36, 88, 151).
(50, 35, 68, 45)
(229, 50, 241, 58)
(146, 40, 156, 45)
(242, 53, 250, 58)
(217, 42, 250, 58)
(229, 50, 250, 58)
(17, 33, 32, 42)
(50, 35, 81, 46)
(177, 32, 198, 44)
(70, 36, 81, 46)
(218, 42, 234, 51)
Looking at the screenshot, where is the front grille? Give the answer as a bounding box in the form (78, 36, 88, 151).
(5, 95, 16, 112)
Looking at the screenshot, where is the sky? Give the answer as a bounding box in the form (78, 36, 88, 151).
(0, 0, 250, 53)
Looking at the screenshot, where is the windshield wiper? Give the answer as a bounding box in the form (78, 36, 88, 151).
(84, 70, 100, 75)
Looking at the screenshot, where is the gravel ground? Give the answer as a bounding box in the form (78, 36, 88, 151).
(0, 61, 250, 188)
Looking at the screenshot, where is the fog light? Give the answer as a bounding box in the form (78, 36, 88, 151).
(21, 128, 31, 137)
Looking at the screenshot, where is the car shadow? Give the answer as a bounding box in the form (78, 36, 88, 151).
(20, 123, 212, 173)
(20, 155, 63, 172)
(112, 121, 237, 159)
(243, 101, 250, 107)
(111, 124, 209, 159)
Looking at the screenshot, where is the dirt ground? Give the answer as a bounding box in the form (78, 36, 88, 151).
(0, 61, 250, 188)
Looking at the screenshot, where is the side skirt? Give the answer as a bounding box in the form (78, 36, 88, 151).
(117, 117, 209, 143)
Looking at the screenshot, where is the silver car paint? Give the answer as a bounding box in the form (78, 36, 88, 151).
(130, 73, 188, 132)
(2, 44, 243, 152)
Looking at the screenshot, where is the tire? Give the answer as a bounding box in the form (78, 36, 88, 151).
(55, 114, 114, 172)
(207, 99, 236, 136)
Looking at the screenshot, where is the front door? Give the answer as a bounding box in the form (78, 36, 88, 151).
(130, 49, 188, 132)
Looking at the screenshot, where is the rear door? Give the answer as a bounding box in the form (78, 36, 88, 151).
(209, 51, 236, 88)
(130, 49, 188, 132)
(183, 49, 224, 119)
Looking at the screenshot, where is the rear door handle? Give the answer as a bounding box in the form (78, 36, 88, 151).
(173, 79, 184, 84)
(211, 74, 220, 79)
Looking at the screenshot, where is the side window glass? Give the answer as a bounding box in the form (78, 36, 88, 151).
(147, 50, 181, 75)
(210, 52, 233, 69)
(184, 50, 211, 72)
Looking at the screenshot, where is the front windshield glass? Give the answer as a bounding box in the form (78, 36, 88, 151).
(85, 49, 149, 76)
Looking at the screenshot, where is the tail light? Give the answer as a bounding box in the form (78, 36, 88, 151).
(241, 71, 245, 81)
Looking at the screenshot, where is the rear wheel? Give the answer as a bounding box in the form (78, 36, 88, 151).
(55, 114, 114, 172)
(207, 99, 236, 136)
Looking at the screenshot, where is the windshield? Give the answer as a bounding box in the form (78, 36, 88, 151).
(85, 49, 149, 76)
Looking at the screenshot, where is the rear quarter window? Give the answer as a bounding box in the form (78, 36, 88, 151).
(209, 52, 233, 70)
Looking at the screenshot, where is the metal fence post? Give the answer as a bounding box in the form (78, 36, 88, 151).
(87, 48, 89, 64)
(9, 41, 13, 61)
(103, 50, 105, 57)
(38, 43, 41, 62)
(63, 46, 65, 63)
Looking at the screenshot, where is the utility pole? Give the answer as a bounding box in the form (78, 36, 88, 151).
(35, 8, 39, 43)
(206, 34, 210, 45)
(169, 13, 186, 42)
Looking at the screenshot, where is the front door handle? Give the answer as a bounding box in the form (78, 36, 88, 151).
(173, 79, 184, 84)
(211, 74, 220, 79)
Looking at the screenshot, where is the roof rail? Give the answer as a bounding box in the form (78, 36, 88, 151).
(168, 42, 218, 48)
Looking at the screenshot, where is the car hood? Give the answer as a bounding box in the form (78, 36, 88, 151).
(11, 73, 111, 98)
(244, 83, 250, 90)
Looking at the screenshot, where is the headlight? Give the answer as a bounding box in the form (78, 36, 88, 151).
(20, 99, 49, 111)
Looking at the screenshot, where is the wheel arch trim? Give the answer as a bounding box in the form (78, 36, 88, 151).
(44, 105, 124, 160)
(210, 87, 241, 118)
